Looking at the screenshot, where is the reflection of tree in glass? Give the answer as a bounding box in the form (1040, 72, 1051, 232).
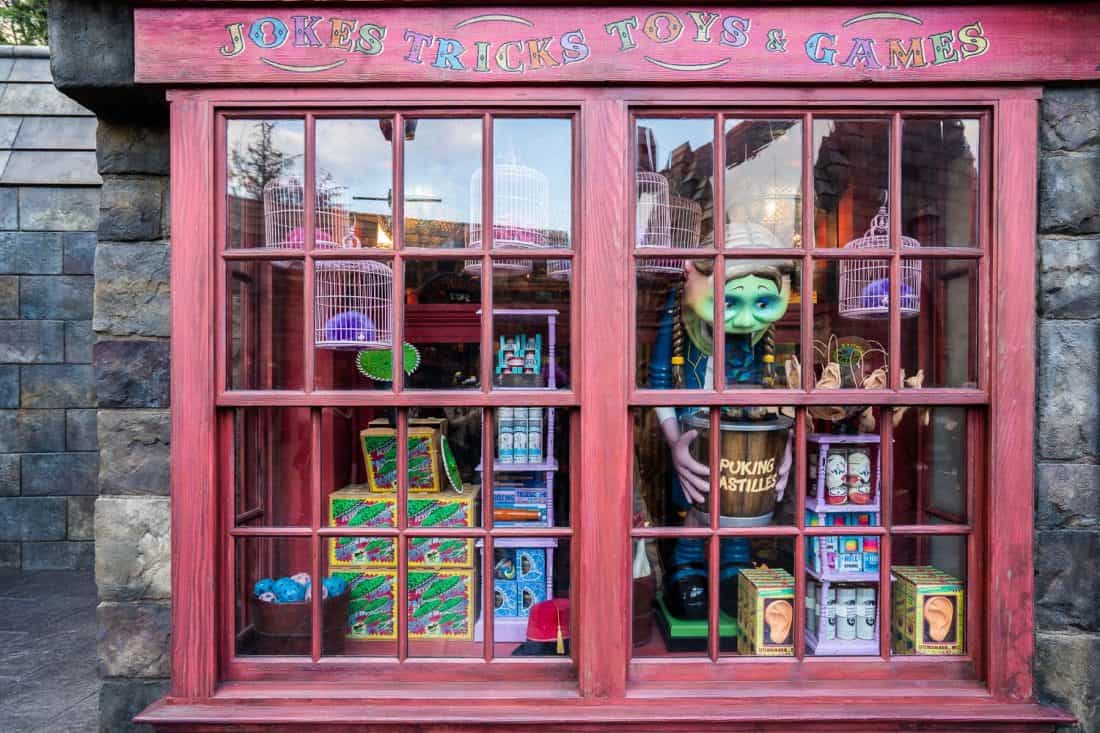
(231, 122, 292, 200)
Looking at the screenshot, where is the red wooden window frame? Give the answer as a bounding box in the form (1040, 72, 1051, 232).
(149, 85, 1071, 729)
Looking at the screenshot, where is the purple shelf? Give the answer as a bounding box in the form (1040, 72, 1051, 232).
(484, 459, 559, 473)
(807, 567, 880, 583)
(476, 537, 559, 549)
(806, 497, 881, 515)
(805, 628, 880, 656)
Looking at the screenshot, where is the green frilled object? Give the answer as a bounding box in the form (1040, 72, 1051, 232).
(440, 435, 462, 493)
(356, 343, 421, 382)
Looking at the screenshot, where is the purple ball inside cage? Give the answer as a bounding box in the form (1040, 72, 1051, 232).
(323, 310, 376, 344)
(859, 278, 915, 311)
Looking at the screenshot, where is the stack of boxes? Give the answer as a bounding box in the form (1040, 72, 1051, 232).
(892, 566, 965, 655)
(805, 510, 880, 575)
(492, 547, 550, 618)
(328, 418, 479, 642)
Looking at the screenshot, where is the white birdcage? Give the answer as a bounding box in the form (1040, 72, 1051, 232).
(263, 178, 354, 249)
(636, 172, 698, 278)
(838, 202, 921, 320)
(315, 259, 393, 350)
(465, 163, 550, 278)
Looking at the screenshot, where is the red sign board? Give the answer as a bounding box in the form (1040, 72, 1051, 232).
(135, 4, 1100, 84)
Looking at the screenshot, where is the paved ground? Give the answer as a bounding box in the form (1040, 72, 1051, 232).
(0, 570, 98, 732)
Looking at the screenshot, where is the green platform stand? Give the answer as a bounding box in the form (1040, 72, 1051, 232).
(655, 595, 739, 652)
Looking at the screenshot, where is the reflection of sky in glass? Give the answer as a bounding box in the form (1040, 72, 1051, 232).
(637, 118, 713, 172)
(226, 119, 304, 199)
(404, 118, 482, 227)
(724, 119, 802, 245)
(315, 119, 392, 219)
(494, 118, 573, 241)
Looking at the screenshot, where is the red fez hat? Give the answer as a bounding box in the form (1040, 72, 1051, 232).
(525, 598, 570, 653)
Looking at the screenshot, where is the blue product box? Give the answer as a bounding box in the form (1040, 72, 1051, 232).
(494, 581, 518, 617)
(494, 548, 517, 581)
(516, 548, 546, 583)
(517, 581, 548, 616)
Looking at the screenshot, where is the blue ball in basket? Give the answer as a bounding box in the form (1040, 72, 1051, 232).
(253, 578, 276, 599)
(323, 576, 348, 598)
(859, 278, 914, 311)
(274, 577, 306, 603)
(323, 311, 375, 344)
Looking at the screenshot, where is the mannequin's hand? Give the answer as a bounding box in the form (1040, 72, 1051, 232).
(659, 417, 710, 505)
(774, 434, 794, 503)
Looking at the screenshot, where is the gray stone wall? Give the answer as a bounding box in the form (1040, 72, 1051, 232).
(0, 45, 100, 570)
(1034, 87, 1100, 733)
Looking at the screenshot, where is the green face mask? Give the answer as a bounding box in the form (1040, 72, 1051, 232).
(684, 273, 790, 352)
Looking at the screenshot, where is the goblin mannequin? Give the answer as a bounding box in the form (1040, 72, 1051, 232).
(650, 235, 794, 620)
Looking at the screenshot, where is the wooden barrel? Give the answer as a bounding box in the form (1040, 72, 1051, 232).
(683, 411, 793, 526)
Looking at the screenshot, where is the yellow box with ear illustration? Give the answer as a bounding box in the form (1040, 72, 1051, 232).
(891, 566, 965, 655)
(736, 568, 794, 656)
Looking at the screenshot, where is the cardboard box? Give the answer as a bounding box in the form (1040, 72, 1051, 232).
(361, 418, 452, 492)
(407, 568, 475, 640)
(737, 568, 794, 656)
(891, 565, 965, 655)
(494, 581, 518, 616)
(332, 569, 397, 640)
(516, 548, 546, 583)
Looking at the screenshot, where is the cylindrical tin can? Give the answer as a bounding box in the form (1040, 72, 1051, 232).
(856, 586, 876, 640)
(836, 587, 857, 640)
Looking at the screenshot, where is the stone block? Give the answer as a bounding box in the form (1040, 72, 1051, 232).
(98, 679, 169, 733)
(94, 340, 170, 409)
(96, 496, 170, 601)
(1037, 320, 1100, 461)
(20, 364, 95, 408)
(63, 231, 96, 274)
(0, 117, 20, 148)
(0, 364, 17, 408)
(0, 496, 66, 541)
(0, 82, 90, 116)
(0, 275, 17, 317)
(18, 187, 99, 231)
(65, 319, 93, 363)
(0, 231, 62, 273)
(9, 57, 53, 83)
(1039, 154, 1100, 235)
(1042, 88, 1100, 153)
(0, 320, 64, 363)
(1038, 463, 1100, 530)
(93, 242, 170, 337)
(98, 175, 168, 241)
(1040, 236, 1100, 319)
(1036, 531, 1100, 632)
(68, 495, 95, 540)
(22, 540, 94, 570)
(0, 187, 16, 228)
(97, 120, 170, 175)
(0, 541, 19, 567)
(97, 601, 171, 678)
(1035, 631, 1100, 733)
(0, 150, 101, 185)
(0, 453, 18, 496)
(21, 452, 98, 496)
(12, 116, 97, 149)
(48, 0, 138, 94)
(66, 408, 97, 451)
(98, 410, 170, 496)
(0, 409, 65, 452)
(19, 274, 93, 320)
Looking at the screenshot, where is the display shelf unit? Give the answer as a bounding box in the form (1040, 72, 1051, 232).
(806, 433, 882, 516)
(475, 308, 560, 642)
(806, 574, 881, 657)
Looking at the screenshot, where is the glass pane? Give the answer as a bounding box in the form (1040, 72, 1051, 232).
(902, 119, 980, 248)
(891, 535, 967, 656)
(636, 257, 801, 391)
(892, 406, 969, 526)
(493, 118, 572, 249)
(813, 259, 890, 381)
(408, 542, 483, 657)
(235, 537, 313, 656)
(806, 568, 880, 657)
(327, 565, 397, 656)
(805, 429, 883, 524)
(404, 118, 481, 248)
(491, 263, 571, 389)
(901, 258, 978, 389)
(228, 260, 304, 390)
(632, 537, 711, 658)
(733, 538, 795, 657)
(493, 407, 572, 528)
(812, 119, 890, 249)
(313, 259, 395, 390)
(233, 407, 312, 528)
(315, 118, 393, 249)
(633, 406, 796, 530)
(482, 538, 572, 659)
(404, 259, 481, 389)
(636, 117, 715, 248)
(226, 119, 305, 249)
(724, 118, 803, 248)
